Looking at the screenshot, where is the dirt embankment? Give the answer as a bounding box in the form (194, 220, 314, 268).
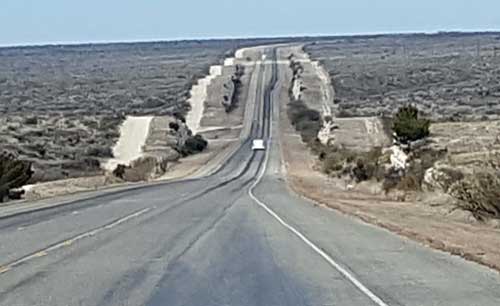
(277, 45, 500, 272)
(104, 116, 154, 171)
(186, 65, 223, 135)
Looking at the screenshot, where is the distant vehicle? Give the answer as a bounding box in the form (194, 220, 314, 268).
(252, 139, 266, 151)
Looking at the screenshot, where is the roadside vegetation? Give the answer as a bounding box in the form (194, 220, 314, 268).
(287, 59, 386, 185)
(223, 65, 245, 113)
(0, 152, 33, 202)
(178, 135, 208, 156)
(304, 34, 500, 218)
(287, 99, 322, 144)
(286, 58, 500, 220)
(110, 116, 208, 182)
(392, 105, 430, 144)
(287, 59, 322, 144)
(450, 169, 500, 220)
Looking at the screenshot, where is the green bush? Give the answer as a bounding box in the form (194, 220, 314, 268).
(179, 134, 208, 156)
(112, 164, 127, 179)
(169, 122, 180, 132)
(392, 105, 430, 143)
(287, 100, 322, 144)
(0, 152, 33, 202)
(319, 146, 383, 182)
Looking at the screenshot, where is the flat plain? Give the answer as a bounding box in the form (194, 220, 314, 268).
(305, 32, 500, 121)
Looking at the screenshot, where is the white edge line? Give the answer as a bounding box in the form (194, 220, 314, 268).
(247, 55, 389, 306)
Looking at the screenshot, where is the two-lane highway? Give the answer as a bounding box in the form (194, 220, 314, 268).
(0, 46, 500, 306)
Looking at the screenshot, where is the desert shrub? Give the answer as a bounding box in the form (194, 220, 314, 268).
(392, 104, 430, 143)
(85, 146, 113, 158)
(169, 122, 180, 132)
(437, 167, 465, 192)
(319, 146, 383, 182)
(383, 168, 402, 194)
(179, 134, 208, 156)
(322, 151, 344, 174)
(173, 111, 186, 123)
(350, 147, 383, 182)
(289, 61, 303, 76)
(112, 164, 127, 179)
(224, 65, 245, 113)
(295, 120, 322, 143)
(287, 100, 322, 144)
(396, 174, 420, 191)
(288, 102, 321, 124)
(0, 152, 33, 202)
(143, 98, 164, 109)
(24, 117, 38, 125)
(336, 109, 354, 118)
(449, 169, 500, 220)
(103, 130, 120, 140)
(408, 148, 446, 188)
(352, 158, 370, 182)
(383, 148, 446, 192)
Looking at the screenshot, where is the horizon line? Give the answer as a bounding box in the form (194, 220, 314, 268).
(1, 28, 500, 48)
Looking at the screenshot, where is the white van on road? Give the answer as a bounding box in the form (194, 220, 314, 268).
(252, 139, 266, 150)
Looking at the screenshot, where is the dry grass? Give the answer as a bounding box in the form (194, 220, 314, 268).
(306, 33, 500, 121)
(287, 99, 322, 144)
(450, 169, 500, 220)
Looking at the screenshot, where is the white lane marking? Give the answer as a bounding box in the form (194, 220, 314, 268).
(248, 59, 389, 306)
(0, 207, 151, 275)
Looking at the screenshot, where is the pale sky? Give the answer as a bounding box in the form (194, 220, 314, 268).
(1, 0, 499, 46)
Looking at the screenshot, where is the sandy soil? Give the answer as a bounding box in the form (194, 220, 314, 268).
(104, 116, 153, 171)
(333, 117, 390, 151)
(429, 121, 500, 155)
(21, 175, 125, 201)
